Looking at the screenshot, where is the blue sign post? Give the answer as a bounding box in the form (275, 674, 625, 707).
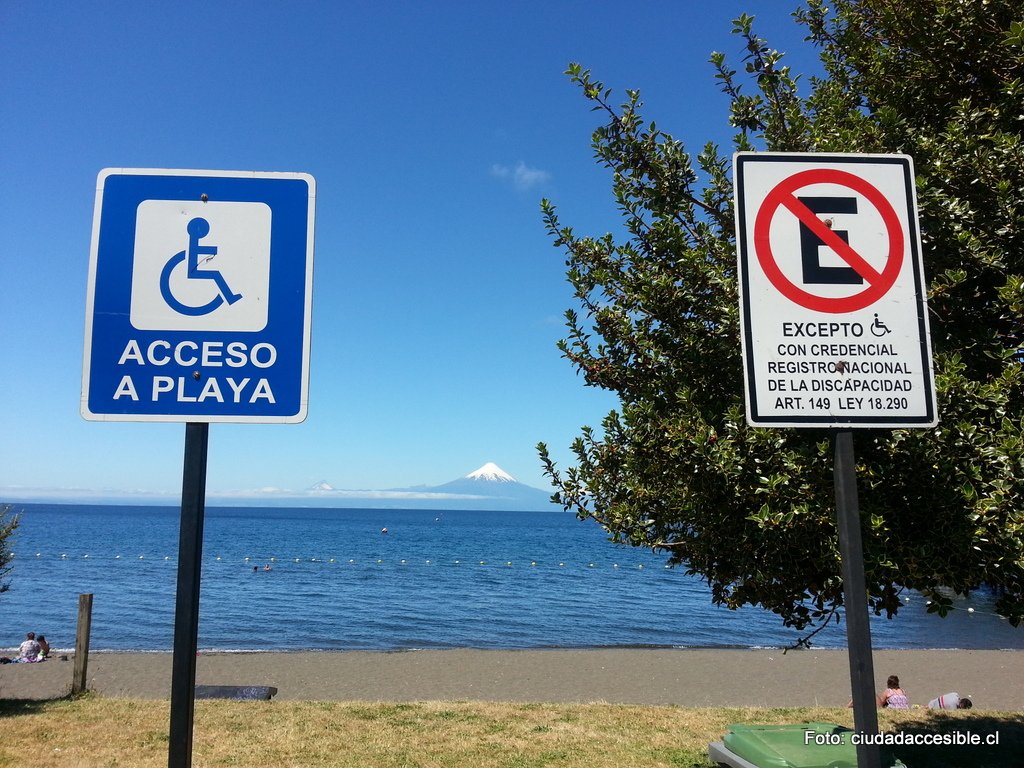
(82, 168, 315, 768)
(82, 168, 316, 423)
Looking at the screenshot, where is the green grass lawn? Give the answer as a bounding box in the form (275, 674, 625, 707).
(0, 697, 1020, 767)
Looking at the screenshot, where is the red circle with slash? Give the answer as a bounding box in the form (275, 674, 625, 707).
(753, 168, 904, 313)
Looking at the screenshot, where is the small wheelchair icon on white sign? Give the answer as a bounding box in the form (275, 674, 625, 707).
(130, 199, 271, 331)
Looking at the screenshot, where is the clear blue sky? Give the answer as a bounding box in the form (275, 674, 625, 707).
(1, 1, 817, 499)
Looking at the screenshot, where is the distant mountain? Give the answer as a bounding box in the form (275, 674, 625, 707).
(2, 463, 558, 511)
(425, 462, 552, 505)
(420, 462, 554, 509)
(465, 462, 517, 483)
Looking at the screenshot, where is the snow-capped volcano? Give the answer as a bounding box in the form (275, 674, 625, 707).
(420, 462, 552, 509)
(465, 462, 517, 483)
(154, 462, 558, 511)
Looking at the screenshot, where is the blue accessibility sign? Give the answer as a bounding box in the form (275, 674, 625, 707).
(82, 168, 316, 423)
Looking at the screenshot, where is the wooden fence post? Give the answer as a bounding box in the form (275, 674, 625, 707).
(72, 593, 93, 695)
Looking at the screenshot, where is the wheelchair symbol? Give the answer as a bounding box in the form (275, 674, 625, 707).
(159, 217, 243, 316)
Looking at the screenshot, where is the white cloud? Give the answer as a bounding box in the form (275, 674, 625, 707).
(491, 161, 551, 191)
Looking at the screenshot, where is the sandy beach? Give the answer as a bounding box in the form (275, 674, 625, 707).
(2, 648, 1021, 709)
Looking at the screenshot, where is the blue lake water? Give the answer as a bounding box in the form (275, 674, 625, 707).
(1, 503, 1020, 652)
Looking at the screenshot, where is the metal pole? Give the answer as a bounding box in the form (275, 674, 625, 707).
(168, 422, 209, 768)
(832, 429, 881, 768)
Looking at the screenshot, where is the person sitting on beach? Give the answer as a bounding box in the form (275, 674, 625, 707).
(928, 692, 972, 709)
(36, 635, 50, 659)
(17, 632, 41, 662)
(878, 675, 910, 709)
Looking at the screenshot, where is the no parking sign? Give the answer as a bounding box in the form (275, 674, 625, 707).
(733, 153, 937, 428)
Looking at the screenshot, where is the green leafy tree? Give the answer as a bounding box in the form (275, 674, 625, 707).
(539, 0, 1024, 642)
(0, 504, 18, 595)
